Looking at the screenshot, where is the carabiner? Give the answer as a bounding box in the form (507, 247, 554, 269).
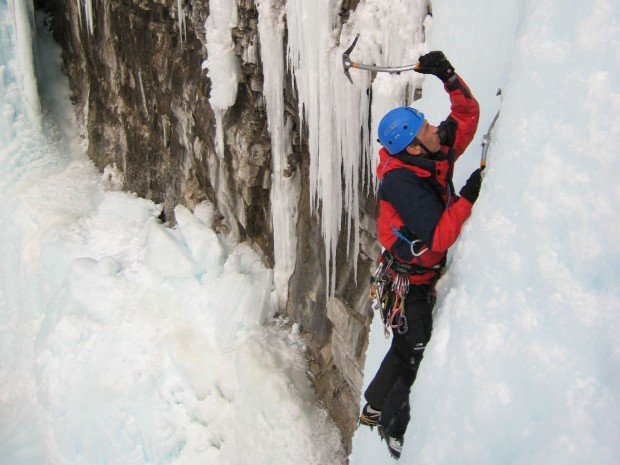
(396, 314, 408, 335)
(410, 239, 429, 257)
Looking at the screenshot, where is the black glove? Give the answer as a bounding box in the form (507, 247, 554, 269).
(459, 168, 483, 203)
(416, 51, 455, 82)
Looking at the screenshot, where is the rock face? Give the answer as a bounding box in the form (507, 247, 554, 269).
(41, 0, 380, 451)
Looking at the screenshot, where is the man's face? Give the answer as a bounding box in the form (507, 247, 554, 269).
(415, 120, 442, 154)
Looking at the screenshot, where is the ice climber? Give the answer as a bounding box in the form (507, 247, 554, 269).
(359, 51, 482, 459)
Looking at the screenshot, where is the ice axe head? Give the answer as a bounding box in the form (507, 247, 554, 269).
(342, 34, 360, 84)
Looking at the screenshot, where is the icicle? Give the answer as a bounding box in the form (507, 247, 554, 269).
(137, 70, 148, 114)
(161, 115, 171, 148)
(85, 0, 94, 35)
(8, 0, 40, 126)
(204, 0, 241, 158)
(177, 0, 186, 44)
(285, 0, 341, 295)
(75, 0, 95, 35)
(213, 109, 225, 158)
(256, 0, 301, 310)
(282, 0, 429, 295)
(74, 0, 82, 31)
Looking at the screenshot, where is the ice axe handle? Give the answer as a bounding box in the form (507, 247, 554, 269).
(342, 34, 420, 84)
(480, 89, 502, 169)
(480, 135, 490, 169)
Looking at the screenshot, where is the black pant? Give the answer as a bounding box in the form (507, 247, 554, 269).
(364, 285, 434, 438)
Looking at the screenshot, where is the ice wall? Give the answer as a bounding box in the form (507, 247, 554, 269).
(353, 0, 620, 464)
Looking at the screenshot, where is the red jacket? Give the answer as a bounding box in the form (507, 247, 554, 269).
(376, 75, 480, 284)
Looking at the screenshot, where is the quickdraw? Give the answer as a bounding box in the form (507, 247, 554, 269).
(389, 273, 409, 336)
(369, 257, 410, 338)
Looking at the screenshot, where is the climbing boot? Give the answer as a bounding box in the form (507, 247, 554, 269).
(378, 425, 404, 460)
(359, 403, 381, 428)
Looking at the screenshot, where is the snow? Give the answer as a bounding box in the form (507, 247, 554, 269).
(0, 4, 344, 465)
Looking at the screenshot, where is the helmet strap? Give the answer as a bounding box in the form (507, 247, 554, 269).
(414, 138, 433, 156)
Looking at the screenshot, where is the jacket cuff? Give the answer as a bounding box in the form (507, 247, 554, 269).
(457, 195, 474, 208)
(445, 74, 460, 90)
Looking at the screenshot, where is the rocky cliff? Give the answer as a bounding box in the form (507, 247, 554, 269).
(39, 0, 388, 451)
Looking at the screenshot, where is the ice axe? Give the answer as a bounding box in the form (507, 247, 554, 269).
(480, 88, 502, 170)
(342, 34, 420, 84)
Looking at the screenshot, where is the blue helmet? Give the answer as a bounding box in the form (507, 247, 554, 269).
(378, 107, 425, 155)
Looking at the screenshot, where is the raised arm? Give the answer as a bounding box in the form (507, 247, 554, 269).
(439, 76, 480, 160)
(416, 51, 480, 161)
